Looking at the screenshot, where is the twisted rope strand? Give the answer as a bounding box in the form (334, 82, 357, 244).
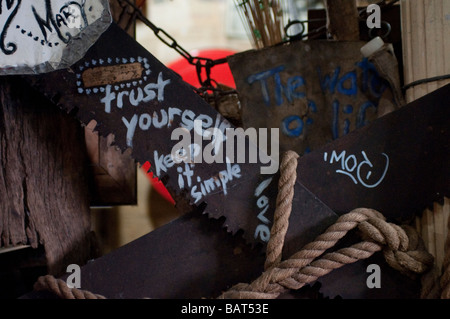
(34, 275, 106, 299)
(264, 151, 299, 270)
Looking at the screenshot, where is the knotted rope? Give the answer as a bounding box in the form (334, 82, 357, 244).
(218, 150, 435, 299)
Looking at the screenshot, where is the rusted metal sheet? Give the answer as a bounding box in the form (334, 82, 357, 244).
(20, 23, 449, 299)
(228, 40, 401, 156)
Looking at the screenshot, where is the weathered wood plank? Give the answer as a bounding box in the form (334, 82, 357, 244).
(0, 77, 96, 276)
(401, 0, 450, 102)
(325, 0, 360, 41)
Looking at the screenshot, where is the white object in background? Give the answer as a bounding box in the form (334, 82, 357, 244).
(360, 36, 385, 57)
(225, 0, 248, 39)
(361, 36, 395, 58)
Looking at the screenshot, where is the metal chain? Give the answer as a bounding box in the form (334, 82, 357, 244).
(115, 0, 229, 96)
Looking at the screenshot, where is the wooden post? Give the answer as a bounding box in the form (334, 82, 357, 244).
(109, 0, 137, 37)
(401, 0, 450, 273)
(0, 77, 96, 278)
(401, 0, 450, 102)
(325, 0, 360, 41)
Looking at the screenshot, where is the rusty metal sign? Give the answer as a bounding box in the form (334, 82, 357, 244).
(20, 23, 450, 299)
(228, 40, 401, 156)
(0, 0, 111, 75)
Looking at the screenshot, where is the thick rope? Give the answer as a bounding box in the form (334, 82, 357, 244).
(33, 275, 106, 299)
(264, 150, 299, 270)
(218, 151, 435, 299)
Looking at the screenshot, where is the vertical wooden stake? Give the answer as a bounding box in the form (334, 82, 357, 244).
(325, 0, 360, 41)
(401, 0, 450, 272)
(0, 77, 96, 276)
(401, 0, 450, 102)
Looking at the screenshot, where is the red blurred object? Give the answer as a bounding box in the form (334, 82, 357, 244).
(142, 161, 175, 204)
(168, 49, 237, 88)
(143, 49, 237, 204)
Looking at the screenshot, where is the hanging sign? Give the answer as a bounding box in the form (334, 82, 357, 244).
(0, 0, 111, 75)
(228, 40, 400, 155)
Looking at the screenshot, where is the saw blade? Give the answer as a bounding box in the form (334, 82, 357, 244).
(24, 22, 278, 246)
(295, 83, 450, 223)
(24, 209, 267, 299)
(21, 192, 331, 299)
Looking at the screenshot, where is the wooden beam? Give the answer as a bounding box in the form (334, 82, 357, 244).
(401, 0, 450, 102)
(109, 0, 137, 37)
(325, 0, 360, 41)
(0, 77, 97, 276)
